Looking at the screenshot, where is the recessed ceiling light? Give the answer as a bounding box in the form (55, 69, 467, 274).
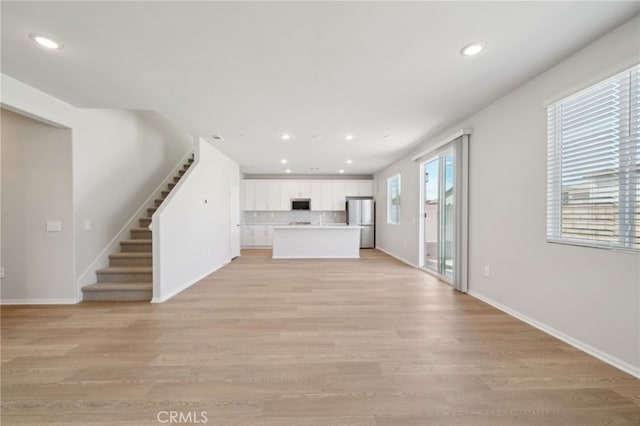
(29, 34, 62, 49)
(285, 169, 291, 174)
(281, 133, 291, 140)
(339, 169, 345, 174)
(345, 134, 354, 141)
(346, 159, 353, 164)
(313, 134, 322, 140)
(460, 42, 484, 57)
(281, 159, 287, 164)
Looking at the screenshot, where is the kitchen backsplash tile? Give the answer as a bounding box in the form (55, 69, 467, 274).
(242, 210, 346, 225)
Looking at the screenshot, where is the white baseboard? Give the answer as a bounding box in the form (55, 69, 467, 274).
(375, 246, 419, 268)
(468, 290, 640, 379)
(1, 298, 78, 305)
(151, 263, 223, 304)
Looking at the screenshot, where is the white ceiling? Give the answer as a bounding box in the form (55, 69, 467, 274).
(2, 2, 639, 175)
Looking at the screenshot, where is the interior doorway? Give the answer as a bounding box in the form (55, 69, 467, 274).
(1, 108, 75, 302)
(229, 184, 240, 259)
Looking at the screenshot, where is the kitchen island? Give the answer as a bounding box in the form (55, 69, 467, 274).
(272, 225, 362, 259)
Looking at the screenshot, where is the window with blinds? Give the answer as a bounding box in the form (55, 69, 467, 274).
(387, 174, 401, 225)
(547, 64, 639, 252)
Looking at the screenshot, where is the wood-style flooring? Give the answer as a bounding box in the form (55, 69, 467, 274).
(2, 249, 639, 425)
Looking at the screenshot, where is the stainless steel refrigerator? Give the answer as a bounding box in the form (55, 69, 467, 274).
(347, 198, 375, 248)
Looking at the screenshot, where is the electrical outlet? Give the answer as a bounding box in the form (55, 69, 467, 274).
(484, 266, 491, 277)
(83, 220, 92, 231)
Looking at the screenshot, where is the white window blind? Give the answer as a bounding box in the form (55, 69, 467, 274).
(387, 174, 401, 225)
(547, 64, 639, 252)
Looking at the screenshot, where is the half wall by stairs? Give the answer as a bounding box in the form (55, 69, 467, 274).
(82, 155, 194, 301)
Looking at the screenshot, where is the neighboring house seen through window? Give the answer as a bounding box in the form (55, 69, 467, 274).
(547, 64, 639, 252)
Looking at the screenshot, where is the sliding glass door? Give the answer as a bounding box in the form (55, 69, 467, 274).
(417, 133, 469, 292)
(422, 149, 455, 279)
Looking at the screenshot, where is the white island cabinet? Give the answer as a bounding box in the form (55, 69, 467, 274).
(272, 226, 362, 259)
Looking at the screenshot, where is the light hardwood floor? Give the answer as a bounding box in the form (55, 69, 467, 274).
(2, 249, 639, 425)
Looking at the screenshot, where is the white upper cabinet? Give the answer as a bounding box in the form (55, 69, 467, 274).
(244, 180, 285, 211)
(242, 179, 373, 211)
(267, 181, 283, 210)
(242, 180, 256, 210)
(319, 181, 346, 211)
(321, 182, 333, 210)
(279, 181, 294, 209)
(332, 182, 347, 211)
(254, 180, 268, 210)
(311, 182, 323, 211)
(345, 180, 373, 197)
(290, 181, 311, 199)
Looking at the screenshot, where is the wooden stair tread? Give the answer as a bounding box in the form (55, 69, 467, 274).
(83, 282, 151, 291)
(121, 239, 152, 244)
(96, 266, 151, 274)
(110, 252, 152, 258)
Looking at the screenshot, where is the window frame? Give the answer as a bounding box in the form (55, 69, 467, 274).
(387, 174, 401, 225)
(546, 64, 639, 253)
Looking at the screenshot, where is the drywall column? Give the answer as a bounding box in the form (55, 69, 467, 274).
(152, 137, 240, 302)
(1, 109, 75, 303)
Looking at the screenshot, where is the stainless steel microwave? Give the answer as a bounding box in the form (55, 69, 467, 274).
(291, 199, 311, 210)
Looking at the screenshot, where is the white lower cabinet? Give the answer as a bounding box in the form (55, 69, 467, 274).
(241, 226, 273, 247)
(240, 226, 254, 246)
(253, 226, 273, 246)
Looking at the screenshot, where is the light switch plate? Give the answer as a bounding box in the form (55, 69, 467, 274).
(46, 220, 62, 232)
(83, 220, 92, 231)
(484, 266, 491, 277)
(0, 267, 5, 279)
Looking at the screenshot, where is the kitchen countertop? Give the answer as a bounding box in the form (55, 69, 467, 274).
(272, 224, 359, 229)
(241, 223, 350, 227)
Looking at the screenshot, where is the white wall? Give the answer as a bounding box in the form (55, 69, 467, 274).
(153, 137, 239, 303)
(0, 75, 193, 301)
(73, 109, 193, 285)
(1, 109, 74, 303)
(376, 16, 640, 375)
(376, 161, 421, 267)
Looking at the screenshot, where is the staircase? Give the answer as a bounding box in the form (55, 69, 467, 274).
(82, 156, 194, 302)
